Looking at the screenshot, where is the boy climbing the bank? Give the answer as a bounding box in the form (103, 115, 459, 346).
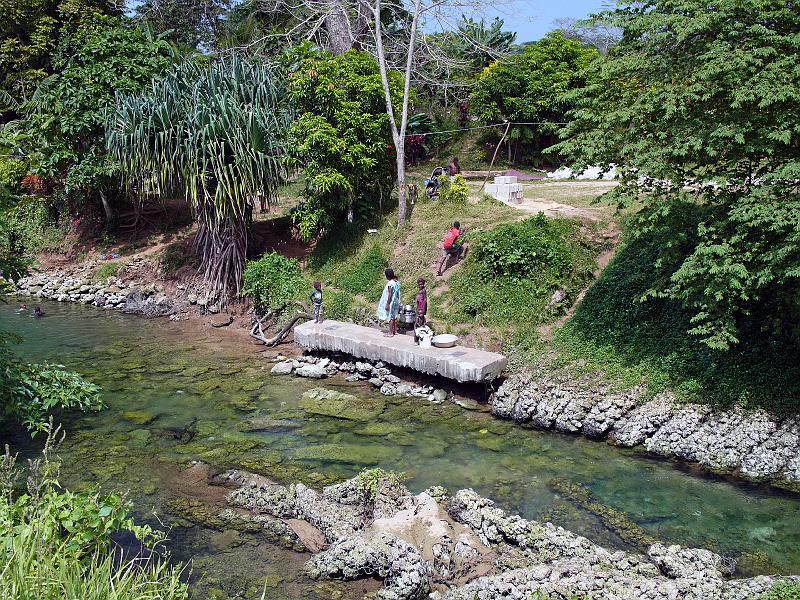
(437, 221, 467, 276)
(310, 281, 324, 323)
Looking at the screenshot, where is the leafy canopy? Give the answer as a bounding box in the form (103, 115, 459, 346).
(470, 31, 599, 162)
(286, 48, 401, 241)
(556, 0, 800, 349)
(25, 16, 173, 195)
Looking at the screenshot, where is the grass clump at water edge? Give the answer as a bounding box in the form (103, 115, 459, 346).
(0, 426, 188, 600)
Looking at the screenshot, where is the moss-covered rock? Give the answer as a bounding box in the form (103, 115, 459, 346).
(121, 410, 158, 426)
(475, 434, 509, 452)
(300, 388, 386, 422)
(294, 443, 402, 465)
(165, 496, 226, 530)
(354, 422, 406, 437)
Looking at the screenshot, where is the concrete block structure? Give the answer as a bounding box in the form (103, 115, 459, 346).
(485, 175, 524, 204)
(294, 320, 507, 383)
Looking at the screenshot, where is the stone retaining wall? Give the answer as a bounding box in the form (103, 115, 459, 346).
(493, 372, 800, 490)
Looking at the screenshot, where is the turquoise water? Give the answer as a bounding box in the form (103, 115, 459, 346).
(2, 300, 799, 596)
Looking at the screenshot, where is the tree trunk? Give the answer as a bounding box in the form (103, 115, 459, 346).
(396, 143, 407, 225)
(99, 190, 114, 228)
(325, 0, 352, 55)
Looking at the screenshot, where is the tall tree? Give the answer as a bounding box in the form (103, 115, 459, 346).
(556, 0, 800, 349)
(107, 57, 291, 297)
(23, 16, 173, 225)
(133, 0, 231, 50)
(470, 31, 599, 164)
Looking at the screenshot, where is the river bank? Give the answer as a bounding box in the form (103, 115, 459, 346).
(9, 268, 800, 495)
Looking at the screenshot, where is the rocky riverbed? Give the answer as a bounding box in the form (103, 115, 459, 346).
(209, 468, 798, 600)
(493, 372, 800, 491)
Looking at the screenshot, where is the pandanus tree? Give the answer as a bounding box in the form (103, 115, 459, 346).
(107, 57, 291, 297)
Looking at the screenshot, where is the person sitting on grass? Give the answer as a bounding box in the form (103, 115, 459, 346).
(437, 221, 467, 276)
(310, 281, 324, 323)
(377, 268, 401, 337)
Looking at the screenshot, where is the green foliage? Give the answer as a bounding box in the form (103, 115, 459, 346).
(0, 158, 27, 192)
(556, 0, 800, 349)
(0, 0, 119, 99)
(134, 0, 229, 50)
(243, 251, 305, 311)
(355, 467, 406, 500)
(0, 433, 188, 599)
(554, 235, 800, 412)
(337, 244, 388, 295)
(108, 56, 291, 295)
(437, 174, 469, 204)
(0, 197, 69, 257)
(24, 17, 173, 205)
(444, 215, 598, 329)
(767, 581, 800, 600)
(93, 261, 122, 281)
(0, 334, 104, 433)
(470, 31, 599, 162)
(286, 49, 401, 241)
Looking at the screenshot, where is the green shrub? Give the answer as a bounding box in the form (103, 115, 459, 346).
(554, 235, 800, 412)
(0, 158, 27, 193)
(337, 244, 387, 295)
(0, 334, 104, 434)
(0, 431, 187, 600)
(94, 261, 123, 281)
(1, 197, 69, 256)
(243, 252, 305, 311)
(766, 582, 800, 600)
(438, 174, 469, 203)
(471, 214, 574, 279)
(323, 289, 355, 321)
(442, 215, 598, 329)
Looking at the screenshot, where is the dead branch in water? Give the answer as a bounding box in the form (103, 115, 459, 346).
(249, 302, 311, 346)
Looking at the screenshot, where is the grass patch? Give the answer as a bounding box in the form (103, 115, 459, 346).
(94, 261, 123, 281)
(553, 235, 800, 413)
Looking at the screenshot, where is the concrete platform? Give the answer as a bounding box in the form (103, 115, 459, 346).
(293, 320, 507, 383)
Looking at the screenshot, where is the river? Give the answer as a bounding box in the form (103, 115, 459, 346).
(2, 300, 799, 597)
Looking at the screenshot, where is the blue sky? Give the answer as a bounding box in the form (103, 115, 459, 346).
(480, 0, 611, 43)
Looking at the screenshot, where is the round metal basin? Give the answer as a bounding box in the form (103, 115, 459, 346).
(432, 334, 458, 348)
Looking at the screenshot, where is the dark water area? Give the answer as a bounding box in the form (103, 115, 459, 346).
(2, 300, 799, 597)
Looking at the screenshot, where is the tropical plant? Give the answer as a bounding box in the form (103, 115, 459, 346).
(438, 174, 468, 203)
(470, 31, 599, 163)
(22, 16, 174, 226)
(555, 0, 800, 349)
(0, 333, 103, 434)
(242, 251, 305, 311)
(286, 49, 400, 240)
(0, 0, 120, 100)
(0, 429, 188, 600)
(108, 57, 292, 296)
(134, 0, 230, 50)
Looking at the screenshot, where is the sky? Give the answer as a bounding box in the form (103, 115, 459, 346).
(480, 0, 610, 43)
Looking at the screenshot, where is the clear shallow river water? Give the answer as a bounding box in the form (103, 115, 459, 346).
(2, 300, 799, 598)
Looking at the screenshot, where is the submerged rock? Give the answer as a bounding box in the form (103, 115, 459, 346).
(300, 387, 386, 422)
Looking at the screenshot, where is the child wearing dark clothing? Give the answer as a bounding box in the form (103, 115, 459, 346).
(310, 281, 324, 323)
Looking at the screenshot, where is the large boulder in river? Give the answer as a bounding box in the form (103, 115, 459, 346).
(300, 387, 386, 422)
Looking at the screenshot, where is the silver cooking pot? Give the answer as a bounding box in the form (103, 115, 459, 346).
(399, 304, 417, 325)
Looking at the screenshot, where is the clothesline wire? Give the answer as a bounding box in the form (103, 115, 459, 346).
(404, 121, 568, 138)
